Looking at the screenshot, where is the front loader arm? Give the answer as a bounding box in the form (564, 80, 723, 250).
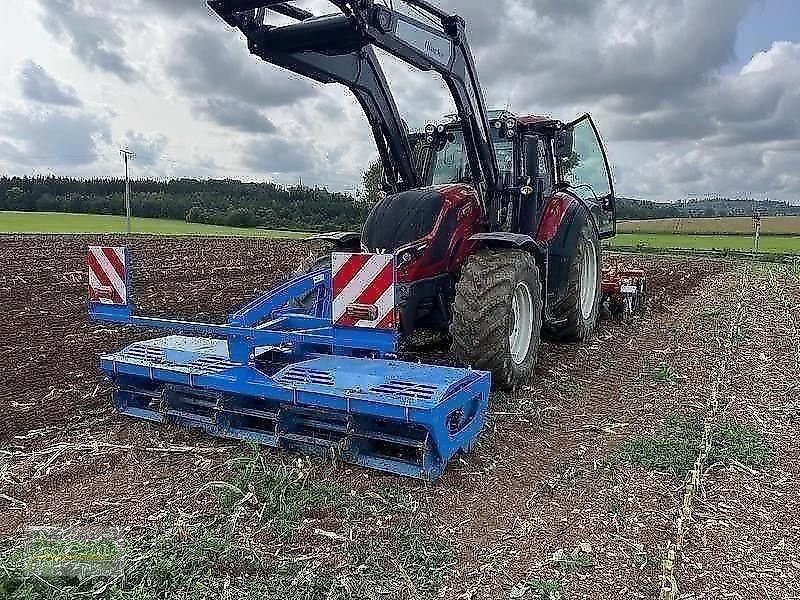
(255, 42, 418, 194)
(361, 4, 500, 195)
(208, 1, 418, 193)
(208, 0, 500, 198)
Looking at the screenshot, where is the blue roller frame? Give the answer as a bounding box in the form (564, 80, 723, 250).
(91, 266, 398, 361)
(89, 248, 491, 479)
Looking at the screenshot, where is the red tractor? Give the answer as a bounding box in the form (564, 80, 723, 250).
(210, 0, 631, 389)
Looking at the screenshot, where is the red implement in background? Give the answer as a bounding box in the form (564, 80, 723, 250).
(601, 263, 645, 322)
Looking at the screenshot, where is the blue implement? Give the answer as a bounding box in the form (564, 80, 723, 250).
(88, 247, 491, 479)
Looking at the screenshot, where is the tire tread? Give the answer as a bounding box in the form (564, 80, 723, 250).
(451, 249, 542, 390)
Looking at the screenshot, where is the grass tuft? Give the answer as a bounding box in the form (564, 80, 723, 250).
(651, 363, 677, 383)
(207, 447, 338, 536)
(620, 413, 774, 475)
(511, 577, 563, 599)
(711, 421, 775, 468)
(554, 547, 593, 574)
(340, 522, 453, 598)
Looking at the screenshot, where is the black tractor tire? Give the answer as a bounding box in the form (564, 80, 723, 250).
(544, 220, 602, 342)
(450, 249, 543, 391)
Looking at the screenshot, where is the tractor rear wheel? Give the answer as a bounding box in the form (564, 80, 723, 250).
(451, 249, 542, 391)
(544, 220, 602, 342)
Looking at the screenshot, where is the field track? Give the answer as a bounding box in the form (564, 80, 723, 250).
(1, 235, 798, 599)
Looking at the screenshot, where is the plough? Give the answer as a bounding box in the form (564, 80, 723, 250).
(601, 264, 646, 322)
(88, 246, 490, 479)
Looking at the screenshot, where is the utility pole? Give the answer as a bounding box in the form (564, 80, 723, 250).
(753, 209, 761, 253)
(120, 148, 136, 234)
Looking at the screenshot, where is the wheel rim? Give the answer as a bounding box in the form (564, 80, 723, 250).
(579, 239, 598, 320)
(510, 281, 534, 366)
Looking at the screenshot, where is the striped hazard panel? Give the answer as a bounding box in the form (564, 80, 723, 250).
(332, 253, 396, 330)
(88, 246, 128, 305)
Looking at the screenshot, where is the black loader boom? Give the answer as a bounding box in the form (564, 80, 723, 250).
(207, 0, 500, 209)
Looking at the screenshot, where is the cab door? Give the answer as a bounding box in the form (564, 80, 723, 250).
(518, 135, 555, 237)
(560, 114, 616, 238)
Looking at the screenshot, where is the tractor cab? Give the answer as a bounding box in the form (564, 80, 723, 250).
(411, 111, 616, 241)
(421, 111, 515, 186)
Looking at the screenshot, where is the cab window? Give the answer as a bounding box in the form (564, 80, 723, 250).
(431, 132, 467, 185)
(430, 129, 513, 185)
(560, 119, 611, 201)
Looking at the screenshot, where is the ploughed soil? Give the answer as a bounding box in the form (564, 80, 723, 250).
(1, 234, 797, 599)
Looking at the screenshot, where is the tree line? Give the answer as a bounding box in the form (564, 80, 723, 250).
(615, 197, 681, 220)
(0, 175, 369, 231)
(0, 175, 678, 231)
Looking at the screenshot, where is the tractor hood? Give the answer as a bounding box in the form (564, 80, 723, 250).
(362, 187, 445, 253)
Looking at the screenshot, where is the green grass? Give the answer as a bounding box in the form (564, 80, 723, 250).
(0, 522, 279, 600)
(0, 514, 452, 600)
(619, 216, 800, 236)
(651, 362, 677, 383)
(608, 232, 800, 254)
(0, 450, 453, 600)
(620, 414, 774, 475)
(554, 547, 593, 574)
(511, 577, 563, 599)
(206, 448, 338, 536)
(0, 211, 308, 238)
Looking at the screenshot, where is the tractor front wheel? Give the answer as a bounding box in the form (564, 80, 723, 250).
(451, 249, 543, 391)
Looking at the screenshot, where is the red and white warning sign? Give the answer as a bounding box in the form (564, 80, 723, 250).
(88, 246, 128, 305)
(332, 253, 396, 329)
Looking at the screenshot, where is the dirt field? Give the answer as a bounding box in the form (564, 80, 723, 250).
(1, 235, 798, 599)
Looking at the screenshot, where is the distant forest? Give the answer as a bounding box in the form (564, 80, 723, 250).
(0, 175, 677, 231)
(616, 197, 680, 220)
(0, 176, 368, 232)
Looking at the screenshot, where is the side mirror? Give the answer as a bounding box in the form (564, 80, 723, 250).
(524, 137, 539, 181)
(555, 129, 573, 158)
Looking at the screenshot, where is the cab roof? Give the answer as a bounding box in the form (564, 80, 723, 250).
(439, 110, 564, 131)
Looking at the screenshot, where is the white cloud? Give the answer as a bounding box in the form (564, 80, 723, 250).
(18, 60, 82, 106)
(191, 98, 277, 134)
(122, 130, 168, 166)
(0, 105, 110, 167)
(0, 0, 795, 201)
(37, 0, 139, 82)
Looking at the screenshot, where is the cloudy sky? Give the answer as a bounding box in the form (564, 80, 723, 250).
(0, 0, 798, 201)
